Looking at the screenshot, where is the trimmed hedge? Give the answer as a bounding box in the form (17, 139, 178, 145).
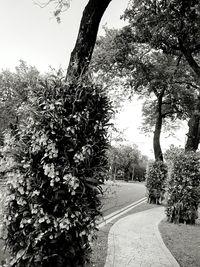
(1, 76, 112, 266)
(145, 161, 167, 204)
(166, 151, 200, 224)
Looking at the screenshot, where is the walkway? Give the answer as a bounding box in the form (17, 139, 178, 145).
(104, 207, 180, 267)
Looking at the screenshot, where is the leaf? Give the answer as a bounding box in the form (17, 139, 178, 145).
(84, 177, 99, 184)
(10, 248, 27, 265)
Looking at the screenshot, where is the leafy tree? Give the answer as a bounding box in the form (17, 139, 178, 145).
(107, 144, 147, 181)
(123, 0, 200, 151)
(92, 27, 196, 161)
(0, 61, 39, 144)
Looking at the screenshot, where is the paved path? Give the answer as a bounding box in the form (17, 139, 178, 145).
(104, 207, 180, 267)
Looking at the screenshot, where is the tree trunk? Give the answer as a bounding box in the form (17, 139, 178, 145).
(113, 165, 116, 182)
(153, 115, 163, 161)
(185, 96, 200, 152)
(180, 43, 200, 151)
(66, 0, 112, 82)
(153, 92, 164, 161)
(131, 166, 135, 181)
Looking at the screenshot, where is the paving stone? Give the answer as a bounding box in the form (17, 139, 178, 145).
(104, 207, 180, 267)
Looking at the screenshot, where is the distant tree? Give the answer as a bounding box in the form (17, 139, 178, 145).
(107, 144, 147, 181)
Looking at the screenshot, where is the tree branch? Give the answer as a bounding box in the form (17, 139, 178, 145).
(179, 39, 200, 78)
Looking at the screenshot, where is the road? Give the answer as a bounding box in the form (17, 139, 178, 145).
(101, 181, 146, 216)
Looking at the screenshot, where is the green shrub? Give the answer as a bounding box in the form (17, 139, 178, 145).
(1, 75, 112, 267)
(146, 161, 167, 204)
(166, 151, 200, 224)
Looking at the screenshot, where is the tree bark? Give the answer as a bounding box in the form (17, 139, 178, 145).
(113, 165, 116, 182)
(179, 42, 200, 77)
(185, 96, 200, 152)
(179, 42, 200, 151)
(153, 90, 164, 161)
(131, 166, 135, 181)
(66, 0, 112, 82)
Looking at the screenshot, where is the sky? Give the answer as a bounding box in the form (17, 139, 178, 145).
(0, 0, 128, 72)
(0, 0, 188, 158)
(114, 99, 187, 159)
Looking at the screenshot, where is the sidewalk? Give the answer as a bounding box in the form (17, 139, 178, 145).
(104, 206, 180, 267)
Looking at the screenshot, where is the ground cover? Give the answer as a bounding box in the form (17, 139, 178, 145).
(159, 213, 200, 267)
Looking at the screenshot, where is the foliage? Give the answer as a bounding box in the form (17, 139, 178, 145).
(164, 144, 184, 163)
(92, 25, 197, 160)
(134, 163, 146, 182)
(166, 151, 200, 224)
(0, 61, 39, 145)
(146, 161, 168, 204)
(107, 144, 147, 181)
(1, 74, 112, 267)
(93, 26, 197, 125)
(35, 0, 71, 23)
(123, 0, 200, 56)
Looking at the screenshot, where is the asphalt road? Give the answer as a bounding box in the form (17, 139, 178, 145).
(101, 181, 146, 216)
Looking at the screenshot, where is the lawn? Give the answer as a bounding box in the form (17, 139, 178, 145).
(159, 212, 200, 267)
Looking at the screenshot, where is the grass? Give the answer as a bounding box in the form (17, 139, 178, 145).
(159, 212, 200, 267)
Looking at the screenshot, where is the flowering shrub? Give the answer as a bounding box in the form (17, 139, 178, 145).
(145, 161, 167, 204)
(166, 151, 200, 224)
(1, 76, 112, 266)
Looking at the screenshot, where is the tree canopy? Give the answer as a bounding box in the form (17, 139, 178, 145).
(123, 0, 200, 151)
(92, 26, 197, 160)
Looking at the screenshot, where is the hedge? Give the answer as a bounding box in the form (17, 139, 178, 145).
(146, 161, 167, 204)
(166, 151, 200, 224)
(1, 75, 112, 267)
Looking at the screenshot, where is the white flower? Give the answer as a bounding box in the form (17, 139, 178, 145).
(73, 152, 84, 163)
(18, 187, 25, 195)
(43, 163, 56, 178)
(32, 190, 40, 197)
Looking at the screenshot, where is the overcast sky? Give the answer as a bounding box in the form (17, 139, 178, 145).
(0, 0, 187, 158)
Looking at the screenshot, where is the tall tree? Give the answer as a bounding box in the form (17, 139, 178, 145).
(92, 27, 196, 161)
(66, 0, 112, 81)
(39, 0, 112, 81)
(123, 0, 200, 151)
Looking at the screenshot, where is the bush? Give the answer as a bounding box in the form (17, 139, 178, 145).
(1, 75, 112, 267)
(166, 151, 200, 224)
(146, 161, 167, 204)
